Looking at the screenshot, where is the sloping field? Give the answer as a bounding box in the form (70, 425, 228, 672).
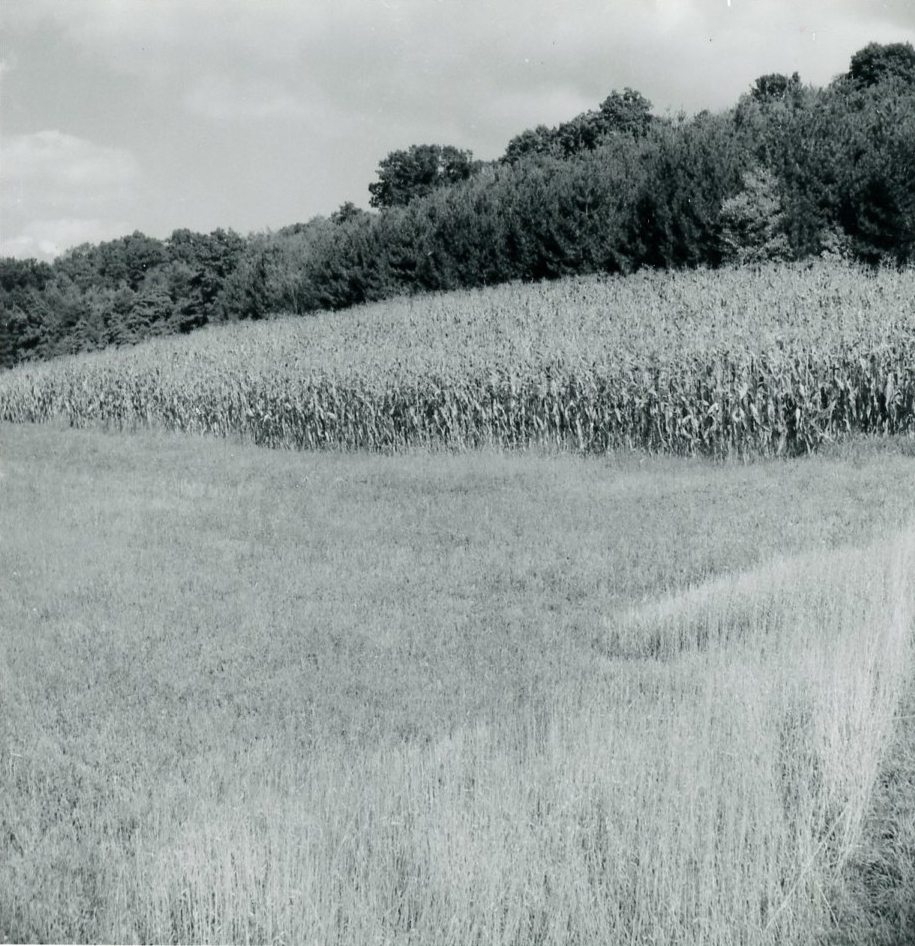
(2, 262, 913, 455)
(2, 425, 915, 944)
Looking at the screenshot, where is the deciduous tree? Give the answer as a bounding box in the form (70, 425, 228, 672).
(368, 144, 476, 208)
(847, 41, 915, 88)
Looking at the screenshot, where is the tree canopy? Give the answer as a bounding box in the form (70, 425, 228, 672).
(2, 43, 913, 369)
(502, 87, 654, 163)
(847, 41, 915, 88)
(368, 144, 477, 208)
(750, 72, 802, 103)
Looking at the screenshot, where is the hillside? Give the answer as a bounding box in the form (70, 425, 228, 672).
(2, 41, 913, 368)
(3, 423, 914, 944)
(3, 261, 914, 457)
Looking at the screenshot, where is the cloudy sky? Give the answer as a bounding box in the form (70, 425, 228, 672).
(1, 0, 913, 259)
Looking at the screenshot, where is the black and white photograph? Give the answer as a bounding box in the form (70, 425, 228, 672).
(1, 1, 914, 943)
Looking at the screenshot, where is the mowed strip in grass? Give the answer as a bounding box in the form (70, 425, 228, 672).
(1, 424, 914, 944)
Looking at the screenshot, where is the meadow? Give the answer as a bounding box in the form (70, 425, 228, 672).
(2, 423, 915, 945)
(2, 261, 915, 943)
(2, 261, 914, 457)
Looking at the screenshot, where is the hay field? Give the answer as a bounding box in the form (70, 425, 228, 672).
(2, 424, 914, 944)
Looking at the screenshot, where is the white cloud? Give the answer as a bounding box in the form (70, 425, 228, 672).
(1, 1, 327, 76)
(184, 74, 308, 120)
(3, 0, 914, 240)
(2, 130, 139, 206)
(0, 131, 142, 258)
(0, 217, 131, 260)
(7, 1, 915, 133)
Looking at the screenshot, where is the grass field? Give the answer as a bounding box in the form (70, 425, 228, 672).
(2, 422, 914, 944)
(3, 262, 914, 457)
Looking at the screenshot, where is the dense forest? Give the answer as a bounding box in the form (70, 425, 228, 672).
(1, 41, 913, 369)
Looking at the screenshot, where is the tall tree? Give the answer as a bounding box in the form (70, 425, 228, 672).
(165, 227, 245, 326)
(750, 72, 802, 102)
(847, 42, 915, 88)
(501, 125, 562, 164)
(330, 202, 369, 225)
(368, 144, 476, 208)
(597, 88, 654, 137)
(502, 88, 653, 163)
(719, 167, 792, 264)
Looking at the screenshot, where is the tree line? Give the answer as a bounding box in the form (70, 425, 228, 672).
(2, 41, 913, 368)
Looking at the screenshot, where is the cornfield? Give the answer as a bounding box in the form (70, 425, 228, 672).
(2, 262, 913, 456)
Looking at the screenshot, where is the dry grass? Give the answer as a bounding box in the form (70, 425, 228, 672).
(105, 534, 913, 946)
(2, 425, 914, 944)
(827, 675, 915, 946)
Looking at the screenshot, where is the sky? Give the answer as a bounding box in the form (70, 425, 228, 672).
(1, 0, 913, 260)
